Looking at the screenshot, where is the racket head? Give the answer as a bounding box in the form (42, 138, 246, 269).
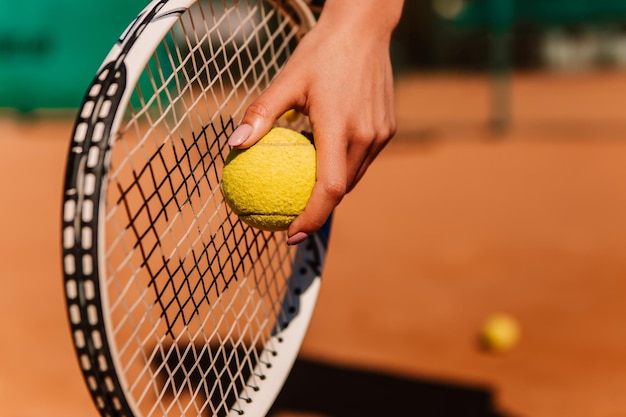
(61, 1, 328, 416)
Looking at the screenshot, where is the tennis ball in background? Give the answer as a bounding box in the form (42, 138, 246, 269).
(221, 127, 316, 231)
(479, 313, 521, 353)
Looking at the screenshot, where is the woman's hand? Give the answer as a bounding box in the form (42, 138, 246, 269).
(227, 0, 404, 244)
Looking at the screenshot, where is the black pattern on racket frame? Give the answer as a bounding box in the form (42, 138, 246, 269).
(61, 1, 329, 416)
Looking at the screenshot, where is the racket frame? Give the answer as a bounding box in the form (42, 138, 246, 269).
(61, 1, 324, 416)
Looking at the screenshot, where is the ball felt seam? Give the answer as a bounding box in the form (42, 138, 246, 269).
(221, 127, 316, 231)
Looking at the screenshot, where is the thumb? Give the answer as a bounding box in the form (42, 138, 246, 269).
(228, 76, 303, 149)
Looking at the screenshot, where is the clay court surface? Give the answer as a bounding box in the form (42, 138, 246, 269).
(2, 70, 626, 417)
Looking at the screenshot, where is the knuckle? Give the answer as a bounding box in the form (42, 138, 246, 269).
(377, 115, 397, 142)
(245, 100, 272, 119)
(322, 180, 347, 202)
(387, 117, 398, 139)
(351, 118, 397, 147)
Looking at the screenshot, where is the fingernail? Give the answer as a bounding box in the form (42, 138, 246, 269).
(228, 124, 252, 147)
(287, 232, 309, 246)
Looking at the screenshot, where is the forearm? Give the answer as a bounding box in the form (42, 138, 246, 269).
(317, 0, 405, 40)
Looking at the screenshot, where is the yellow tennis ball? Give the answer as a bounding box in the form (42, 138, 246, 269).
(281, 109, 301, 123)
(480, 313, 521, 353)
(221, 127, 316, 231)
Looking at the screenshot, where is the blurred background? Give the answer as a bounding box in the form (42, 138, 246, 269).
(2, 1, 626, 416)
(395, 0, 626, 72)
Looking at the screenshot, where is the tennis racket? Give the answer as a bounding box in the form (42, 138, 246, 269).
(61, 1, 329, 416)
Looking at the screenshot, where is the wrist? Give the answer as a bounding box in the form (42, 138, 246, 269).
(317, 0, 404, 40)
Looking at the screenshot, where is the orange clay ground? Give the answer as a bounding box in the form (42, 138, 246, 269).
(2, 70, 626, 417)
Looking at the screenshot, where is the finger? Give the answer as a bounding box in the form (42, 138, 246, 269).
(346, 109, 396, 192)
(287, 178, 346, 245)
(228, 74, 305, 149)
(287, 127, 347, 245)
(347, 134, 388, 192)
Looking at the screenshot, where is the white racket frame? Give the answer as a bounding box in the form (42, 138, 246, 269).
(62, 1, 326, 416)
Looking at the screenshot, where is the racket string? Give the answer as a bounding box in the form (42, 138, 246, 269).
(102, 1, 306, 415)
